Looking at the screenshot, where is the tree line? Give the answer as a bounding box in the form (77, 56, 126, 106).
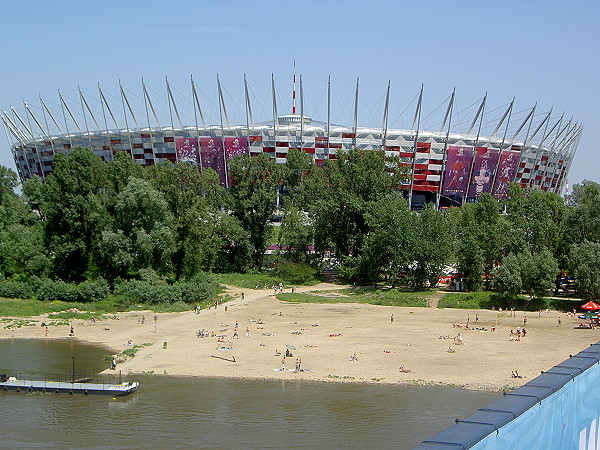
(0, 147, 598, 306)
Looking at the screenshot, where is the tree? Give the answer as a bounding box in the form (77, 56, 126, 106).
(493, 253, 522, 306)
(0, 167, 49, 278)
(351, 192, 413, 283)
(278, 206, 312, 262)
(505, 184, 565, 255)
(453, 195, 509, 291)
(411, 205, 453, 288)
(227, 154, 283, 268)
(305, 149, 404, 259)
(143, 162, 226, 279)
(570, 241, 600, 300)
(562, 180, 600, 247)
(22, 148, 108, 281)
(517, 249, 558, 300)
(100, 177, 176, 279)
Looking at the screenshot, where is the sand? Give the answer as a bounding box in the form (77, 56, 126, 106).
(0, 283, 595, 391)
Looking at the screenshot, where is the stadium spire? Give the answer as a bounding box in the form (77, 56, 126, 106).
(292, 60, 297, 114)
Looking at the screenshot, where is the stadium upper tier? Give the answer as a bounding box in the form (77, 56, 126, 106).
(1, 76, 581, 207)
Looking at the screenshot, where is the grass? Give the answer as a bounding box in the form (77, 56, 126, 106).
(105, 343, 153, 362)
(0, 298, 108, 318)
(216, 271, 321, 290)
(0, 297, 196, 319)
(437, 292, 496, 309)
(278, 288, 429, 307)
(217, 272, 285, 290)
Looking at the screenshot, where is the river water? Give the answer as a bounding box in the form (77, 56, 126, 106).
(0, 339, 499, 449)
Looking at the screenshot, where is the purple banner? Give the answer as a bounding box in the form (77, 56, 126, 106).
(225, 137, 248, 160)
(175, 138, 200, 167)
(442, 146, 473, 196)
(200, 137, 226, 186)
(491, 150, 520, 198)
(468, 147, 499, 197)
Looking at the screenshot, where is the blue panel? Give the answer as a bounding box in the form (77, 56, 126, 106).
(417, 339, 600, 449)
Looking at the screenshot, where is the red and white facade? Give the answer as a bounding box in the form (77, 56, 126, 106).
(2, 77, 581, 207)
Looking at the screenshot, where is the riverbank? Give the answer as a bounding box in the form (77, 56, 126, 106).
(0, 284, 596, 391)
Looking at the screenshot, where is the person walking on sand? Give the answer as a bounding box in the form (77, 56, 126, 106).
(45, 326, 48, 337)
(557, 317, 561, 326)
(281, 356, 286, 371)
(391, 314, 394, 323)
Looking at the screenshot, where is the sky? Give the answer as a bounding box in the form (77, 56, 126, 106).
(1, 0, 598, 189)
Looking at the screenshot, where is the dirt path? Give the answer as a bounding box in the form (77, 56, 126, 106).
(426, 290, 448, 308)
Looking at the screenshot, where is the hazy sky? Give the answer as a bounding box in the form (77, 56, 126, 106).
(2, 0, 598, 188)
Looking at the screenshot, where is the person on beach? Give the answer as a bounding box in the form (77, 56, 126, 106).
(391, 314, 394, 323)
(69, 325, 74, 336)
(295, 358, 301, 372)
(45, 326, 48, 337)
(111, 357, 117, 370)
(245, 327, 251, 338)
(557, 317, 561, 326)
(281, 356, 286, 371)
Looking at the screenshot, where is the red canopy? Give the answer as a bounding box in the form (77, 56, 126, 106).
(581, 301, 600, 310)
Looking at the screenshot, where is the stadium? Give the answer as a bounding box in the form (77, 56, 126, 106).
(1, 73, 581, 208)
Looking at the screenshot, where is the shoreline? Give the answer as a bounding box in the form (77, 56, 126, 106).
(1, 283, 597, 392)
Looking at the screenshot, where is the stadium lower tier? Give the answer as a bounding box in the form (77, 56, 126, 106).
(11, 125, 574, 207)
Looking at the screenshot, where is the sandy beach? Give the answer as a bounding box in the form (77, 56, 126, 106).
(1, 283, 596, 391)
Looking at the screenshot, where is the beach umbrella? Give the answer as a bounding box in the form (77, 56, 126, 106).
(581, 301, 600, 310)
(286, 345, 296, 350)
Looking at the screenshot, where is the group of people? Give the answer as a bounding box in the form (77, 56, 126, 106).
(509, 327, 527, 341)
(279, 356, 303, 372)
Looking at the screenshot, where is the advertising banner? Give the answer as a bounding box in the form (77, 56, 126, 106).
(200, 137, 226, 186)
(442, 145, 473, 196)
(468, 147, 499, 197)
(224, 137, 248, 159)
(491, 150, 520, 198)
(175, 138, 200, 167)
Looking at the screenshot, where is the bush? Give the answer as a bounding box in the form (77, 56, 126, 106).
(77, 278, 110, 302)
(112, 272, 219, 306)
(36, 279, 80, 302)
(0, 279, 34, 299)
(177, 273, 219, 304)
(272, 260, 317, 285)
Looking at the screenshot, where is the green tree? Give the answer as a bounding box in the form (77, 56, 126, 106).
(278, 206, 312, 262)
(22, 148, 108, 281)
(0, 167, 49, 278)
(143, 162, 226, 279)
(570, 241, 600, 300)
(454, 195, 508, 291)
(505, 184, 565, 255)
(352, 192, 413, 283)
(517, 249, 558, 300)
(100, 177, 176, 279)
(305, 149, 404, 259)
(493, 252, 522, 305)
(227, 154, 283, 268)
(411, 205, 453, 288)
